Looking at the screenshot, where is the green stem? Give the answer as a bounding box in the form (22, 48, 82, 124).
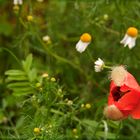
(115, 121, 122, 139)
(6, 115, 20, 139)
(36, 34, 85, 76)
(50, 108, 64, 116)
(19, 18, 27, 29)
(103, 65, 112, 69)
(0, 47, 21, 66)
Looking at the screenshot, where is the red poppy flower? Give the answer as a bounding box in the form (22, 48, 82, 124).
(105, 66, 140, 120)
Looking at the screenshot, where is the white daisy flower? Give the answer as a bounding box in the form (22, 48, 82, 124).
(94, 58, 105, 72)
(76, 33, 92, 53)
(120, 27, 138, 49)
(13, 0, 23, 5)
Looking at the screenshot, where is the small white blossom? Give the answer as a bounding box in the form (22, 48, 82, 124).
(120, 27, 138, 49)
(13, 0, 23, 5)
(42, 35, 51, 42)
(94, 58, 104, 72)
(76, 33, 91, 53)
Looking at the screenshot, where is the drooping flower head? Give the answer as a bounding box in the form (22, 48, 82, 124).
(104, 66, 140, 120)
(94, 58, 105, 72)
(120, 27, 138, 49)
(76, 33, 92, 53)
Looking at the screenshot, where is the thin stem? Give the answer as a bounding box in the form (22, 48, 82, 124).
(36, 34, 86, 76)
(115, 121, 122, 139)
(5, 114, 20, 139)
(50, 108, 64, 116)
(0, 47, 21, 66)
(102, 120, 108, 140)
(104, 65, 112, 69)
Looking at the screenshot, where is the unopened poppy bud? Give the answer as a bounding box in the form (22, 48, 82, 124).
(104, 105, 124, 121)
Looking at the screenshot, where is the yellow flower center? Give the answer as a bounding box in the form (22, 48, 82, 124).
(127, 27, 138, 37)
(80, 33, 92, 42)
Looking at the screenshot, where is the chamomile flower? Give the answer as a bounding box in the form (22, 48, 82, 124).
(13, 0, 23, 5)
(120, 27, 138, 49)
(94, 58, 105, 72)
(76, 33, 92, 53)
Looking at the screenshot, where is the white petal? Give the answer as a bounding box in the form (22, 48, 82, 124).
(120, 34, 128, 44)
(128, 38, 136, 49)
(13, 0, 18, 5)
(94, 66, 99, 72)
(76, 40, 89, 53)
(18, 0, 23, 5)
(124, 36, 132, 47)
(95, 58, 104, 66)
(95, 66, 101, 72)
(94, 58, 104, 72)
(120, 34, 137, 49)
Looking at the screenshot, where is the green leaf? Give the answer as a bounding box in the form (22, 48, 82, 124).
(22, 54, 33, 72)
(7, 82, 31, 88)
(108, 120, 120, 129)
(5, 70, 25, 76)
(16, 116, 25, 129)
(6, 75, 28, 82)
(0, 22, 13, 36)
(96, 131, 116, 139)
(81, 119, 99, 128)
(28, 68, 37, 82)
(13, 90, 33, 96)
(12, 87, 33, 92)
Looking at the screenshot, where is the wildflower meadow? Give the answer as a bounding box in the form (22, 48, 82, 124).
(1, 0, 140, 139)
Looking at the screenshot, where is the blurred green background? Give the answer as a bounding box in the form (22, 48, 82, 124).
(1, 0, 140, 139)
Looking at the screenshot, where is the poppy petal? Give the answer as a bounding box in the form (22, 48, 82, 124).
(124, 72, 139, 89)
(108, 81, 116, 105)
(131, 101, 140, 119)
(113, 89, 140, 117)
